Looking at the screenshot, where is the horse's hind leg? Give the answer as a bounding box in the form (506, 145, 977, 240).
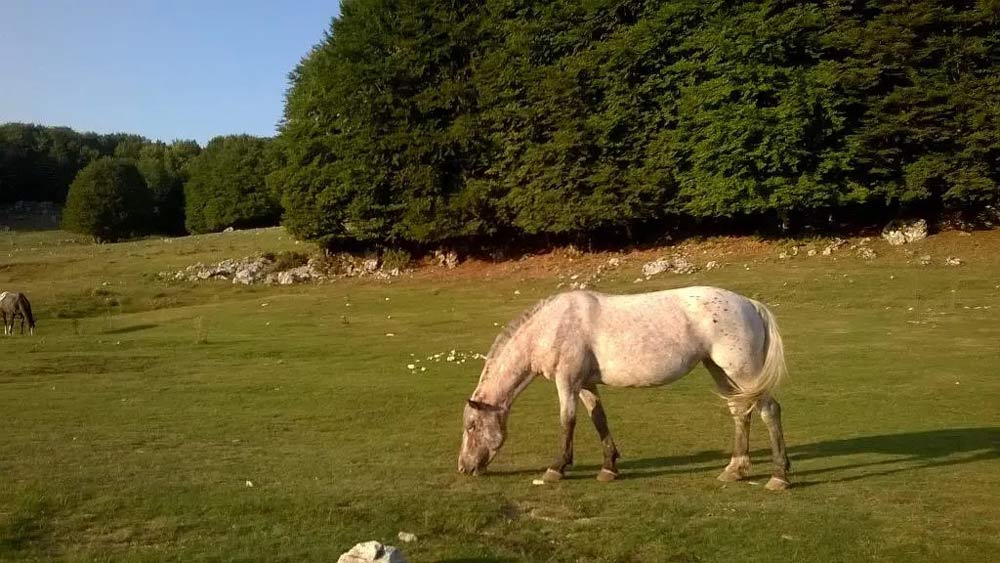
(704, 359, 752, 481)
(758, 395, 791, 490)
(580, 384, 620, 482)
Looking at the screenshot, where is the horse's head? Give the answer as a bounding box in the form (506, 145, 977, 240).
(458, 399, 508, 475)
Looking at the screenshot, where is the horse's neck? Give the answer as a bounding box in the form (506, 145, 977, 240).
(472, 335, 533, 409)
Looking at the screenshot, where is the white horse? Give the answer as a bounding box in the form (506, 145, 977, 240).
(458, 286, 791, 490)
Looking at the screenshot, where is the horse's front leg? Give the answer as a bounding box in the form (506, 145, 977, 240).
(718, 399, 753, 482)
(580, 384, 620, 481)
(542, 379, 577, 482)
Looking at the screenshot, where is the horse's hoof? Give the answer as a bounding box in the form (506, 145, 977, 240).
(765, 477, 791, 491)
(717, 469, 747, 482)
(596, 469, 618, 482)
(541, 468, 563, 483)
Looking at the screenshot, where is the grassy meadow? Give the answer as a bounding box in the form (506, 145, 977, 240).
(0, 227, 998, 562)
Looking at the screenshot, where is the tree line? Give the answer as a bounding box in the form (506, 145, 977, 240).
(0, 123, 280, 241)
(274, 0, 999, 247)
(3, 1, 998, 246)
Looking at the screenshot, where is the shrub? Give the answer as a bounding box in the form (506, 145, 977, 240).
(380, 248, 412, 272)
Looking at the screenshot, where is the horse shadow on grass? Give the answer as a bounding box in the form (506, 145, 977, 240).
(102, 323, 158, 335)
(493, 427, 999, 485)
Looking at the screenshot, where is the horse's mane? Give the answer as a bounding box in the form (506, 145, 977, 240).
(486, 296, 555, 360)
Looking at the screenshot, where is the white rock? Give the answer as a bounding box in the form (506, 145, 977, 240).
(397, 532, 417, 543)
(641, 256, 698, 277)
(945, 256, 962, 266)
(433, 249, 460, 269)
(337, 541, 406, 563)
(882, 219, 927, 245)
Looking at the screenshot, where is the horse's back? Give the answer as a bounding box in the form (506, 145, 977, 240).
(549, 287, 765, 387)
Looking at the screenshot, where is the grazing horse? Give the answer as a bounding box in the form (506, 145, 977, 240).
(458, 287, 791, 490)
(0, 291, 36, 336)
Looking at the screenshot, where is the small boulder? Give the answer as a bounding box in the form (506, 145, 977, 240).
(223, 226, 235, 233)
(882, 219, 927, 246)
(945, 256, 962, 266)
(642, 258, 670, 277)
(337, 541, 406, 563)
(642, 256, 698, 277)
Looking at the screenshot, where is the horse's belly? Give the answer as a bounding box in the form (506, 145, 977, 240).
(593, 353, 698, 388)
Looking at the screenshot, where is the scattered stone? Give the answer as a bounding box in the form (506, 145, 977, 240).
(606, 257, 621, 268)
(337, 541, 407, 563)
(163, 252, 407, 286)
(857, 247, 877, 260)
(807, 249, 817, 257)
(642, 256, 698, 276)
(396, 532, 417, 543)
(882, 219, 927, 246)
(821, 238, 847, 256)
(532, 479, 545, 485)
(705, 260, 719, 270)
(945, 256, 962, 266)
(433, 249, 460, 269)
(918, 254, 932, 266)
(223, 226, 235, 233)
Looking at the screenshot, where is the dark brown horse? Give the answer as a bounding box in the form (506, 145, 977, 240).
(0, 291, 36, 335)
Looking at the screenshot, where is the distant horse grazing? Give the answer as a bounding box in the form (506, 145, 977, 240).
(0, 291, 36, 336)
(458, 287, 791, 490)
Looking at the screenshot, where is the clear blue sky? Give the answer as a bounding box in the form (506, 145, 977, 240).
(0, 1, 340, 145)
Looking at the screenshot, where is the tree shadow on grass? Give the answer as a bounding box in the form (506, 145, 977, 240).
(492, 428, 999, 485)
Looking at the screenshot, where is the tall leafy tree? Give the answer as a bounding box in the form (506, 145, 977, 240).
(62, 157, 153, 242)
(136, 140, 201, 234)
(185, 135, 279, 233)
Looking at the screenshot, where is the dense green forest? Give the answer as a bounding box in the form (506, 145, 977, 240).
(0, 123, 277, 239)
(274, 0, 999, 247)
(3, 1, 997, 246)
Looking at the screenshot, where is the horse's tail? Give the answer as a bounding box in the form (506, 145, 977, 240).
(729, 299, 786, 412)
(18, 295, 35, 333)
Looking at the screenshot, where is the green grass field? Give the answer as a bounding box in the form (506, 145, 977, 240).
(1, 228, 997, 562)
